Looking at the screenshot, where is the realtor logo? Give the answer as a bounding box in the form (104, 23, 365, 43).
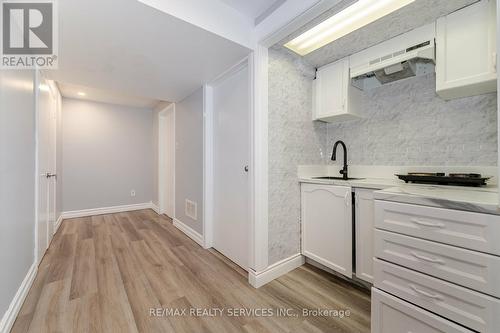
(1, 0, 58, 69)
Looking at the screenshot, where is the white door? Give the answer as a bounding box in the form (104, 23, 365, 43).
(36, 76, 57, 262)
(158, 104, 175, 218)
(212, 62, 250, 269)
(47, 86, 57, 238)
(301, 183, 353, 277)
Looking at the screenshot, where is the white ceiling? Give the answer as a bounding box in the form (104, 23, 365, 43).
(43, 0, 251, 103)
(220, 0, 284, 22)
(280, 0, 478, 67)
(58, 83, 162, 109)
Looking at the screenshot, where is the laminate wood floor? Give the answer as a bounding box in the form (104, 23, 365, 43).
(11, 209, 370, 333)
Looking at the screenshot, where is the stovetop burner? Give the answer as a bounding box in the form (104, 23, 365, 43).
(396, 173, 490, 187)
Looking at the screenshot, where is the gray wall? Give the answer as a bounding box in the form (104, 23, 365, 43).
(175, 88, 204, 234)
(267, 47, 498, 265)
(0, 70, 36, 318)
(326, 73, 498, 166)
(268, 48, 327, 264)
(61, 98, 154, 211)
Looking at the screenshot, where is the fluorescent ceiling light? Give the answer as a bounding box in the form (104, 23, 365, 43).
(77, 91, 86, 96)
(284, 0, 415, 56)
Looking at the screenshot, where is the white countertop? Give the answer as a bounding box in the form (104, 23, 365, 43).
(299, 176, 500, 215)
(298, 176, 403, 189)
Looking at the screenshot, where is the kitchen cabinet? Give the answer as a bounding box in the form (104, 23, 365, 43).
(301, 183, 352, 277)
(436, 0, 497, 99)
(354, 188, 374, 283)
(373, 199, 500, 332)
(312, 57, 361, 123)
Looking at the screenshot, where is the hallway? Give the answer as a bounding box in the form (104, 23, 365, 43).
(11, 210, 370, 333)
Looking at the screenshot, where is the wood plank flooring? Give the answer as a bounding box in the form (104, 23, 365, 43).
(11, 210, 370, 333)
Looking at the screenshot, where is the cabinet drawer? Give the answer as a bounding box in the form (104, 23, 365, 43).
(375, 229, 500, 297)
(374, 259, 500, 332)
(372, 288, 473, 333)
(375, 200, 500, 255)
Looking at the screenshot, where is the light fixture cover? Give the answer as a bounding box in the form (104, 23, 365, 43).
(284, 0, 415, 56)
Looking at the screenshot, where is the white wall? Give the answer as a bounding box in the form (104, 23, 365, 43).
(0, 70, 36, 322)
(61, 98, 154, 211)
(175, 88, 204, 234)
(152, 109, 159, 208)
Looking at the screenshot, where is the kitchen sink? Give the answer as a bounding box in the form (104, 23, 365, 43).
(312, 176, 364, 180)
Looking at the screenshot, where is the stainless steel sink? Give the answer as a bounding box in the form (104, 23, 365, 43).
(312, 176, 364, 180)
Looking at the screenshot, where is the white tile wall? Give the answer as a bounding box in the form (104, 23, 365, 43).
(326, 73, 498, 166)
(268, 47, 327, 264)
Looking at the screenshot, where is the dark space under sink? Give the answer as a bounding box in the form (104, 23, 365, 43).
(312, 176, 364, 180)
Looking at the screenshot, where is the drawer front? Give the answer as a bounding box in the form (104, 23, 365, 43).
(372, 288, 474, 333)
(374, 259, 500, 333)
(375, 200, 500, 255)
(375, 229, 500, 297)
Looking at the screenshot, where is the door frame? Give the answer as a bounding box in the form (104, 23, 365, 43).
(158, 103, 176, 218)
(34, 70, 41, 263)
(203, 57, 251, 258)
(47, 81, 59, 237)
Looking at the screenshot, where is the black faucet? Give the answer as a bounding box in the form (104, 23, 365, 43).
(331, 140, 348, 180)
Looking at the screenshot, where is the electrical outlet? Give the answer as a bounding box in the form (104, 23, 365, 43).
(185, 199, 197, 221)
(130, 190, 136, 197)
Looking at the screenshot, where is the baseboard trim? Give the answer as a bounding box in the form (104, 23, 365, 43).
(61, 202, 154, 219)
(151, 203, 160, 214)
(248, 254, 304, 288)
(173, 218, 204, 247)
(0, 262, 37, 333)
(54, 214, 63, 232)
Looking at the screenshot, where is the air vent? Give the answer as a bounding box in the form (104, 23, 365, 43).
(366, 41, 431, 70)
(185, 199, 197, 221)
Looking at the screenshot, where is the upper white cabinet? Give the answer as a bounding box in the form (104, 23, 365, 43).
(301, 183, 352, 277)
(313, 58, 361, 123)
(436, 0, 497, 99)
(355, 188, 374, 283)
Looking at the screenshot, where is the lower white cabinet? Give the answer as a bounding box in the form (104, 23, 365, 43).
(354, 188, 374, 283)
(374, 199, 500, 332)
(372, 288, 474, 333)
(301, 183, 352, 277)
(374, 259, 500, 333)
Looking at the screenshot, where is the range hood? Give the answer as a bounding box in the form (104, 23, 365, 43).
(350, 23, 436, 90)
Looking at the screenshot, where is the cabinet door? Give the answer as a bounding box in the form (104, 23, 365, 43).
(355, 188, 374, 283)
(315, 58, 349, 119)
(436, 0, 497, 99)
(301, 184, 352, 277)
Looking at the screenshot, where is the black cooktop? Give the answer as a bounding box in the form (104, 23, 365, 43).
(396, 173, 491, 187)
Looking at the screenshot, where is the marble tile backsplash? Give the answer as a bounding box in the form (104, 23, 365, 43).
(326, 74, 498, 166)
(268, 47, 327, 264)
